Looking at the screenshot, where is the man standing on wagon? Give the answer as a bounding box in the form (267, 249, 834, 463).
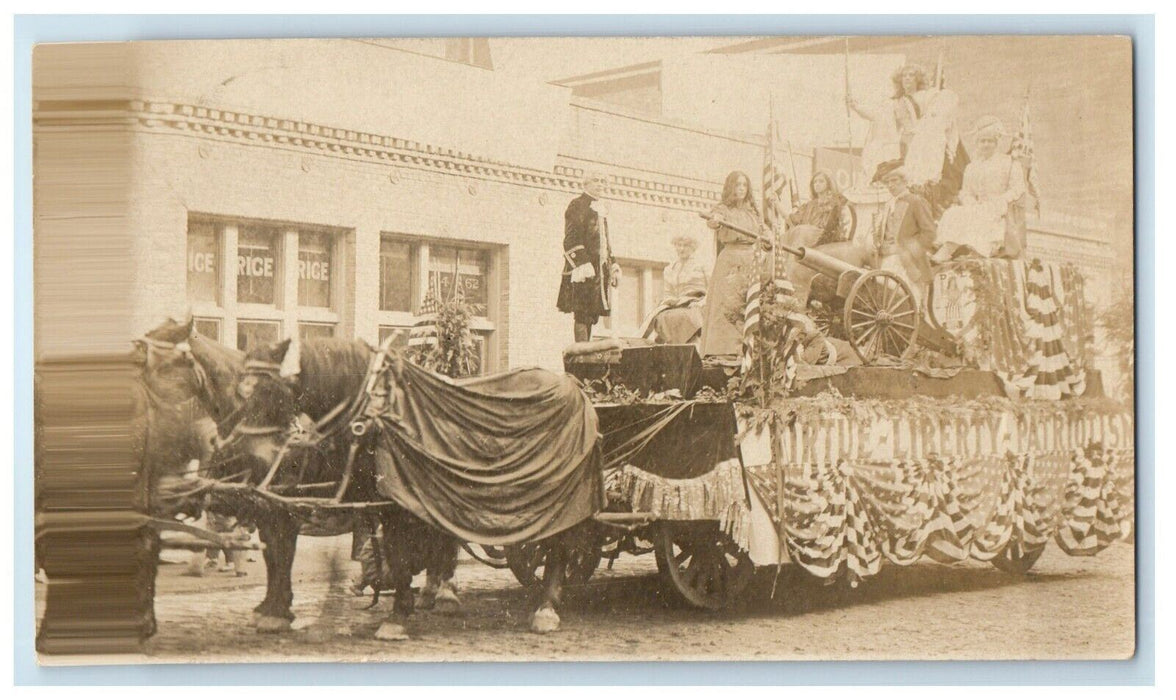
(558, 170, 621, 343)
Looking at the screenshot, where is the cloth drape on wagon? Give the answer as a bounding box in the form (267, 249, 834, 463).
(371, 361, 604, 545)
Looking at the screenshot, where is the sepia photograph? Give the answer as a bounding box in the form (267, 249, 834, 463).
(29, 29, 1140, 668)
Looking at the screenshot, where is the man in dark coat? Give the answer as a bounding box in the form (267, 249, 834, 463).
(873, 159, 937, 305)
(557, 171, 621, 342)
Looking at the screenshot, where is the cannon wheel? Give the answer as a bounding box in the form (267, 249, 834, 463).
(843, 270, 920, 363)
(990, 544, 1046, 575)
(505, 539, 602, 588)
(654, 521, 753, 610)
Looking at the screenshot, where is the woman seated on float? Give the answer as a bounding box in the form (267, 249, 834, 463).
(936, 116, 1027, 259)
(784, 170, 850, 248)
(640, 234, 709, 345)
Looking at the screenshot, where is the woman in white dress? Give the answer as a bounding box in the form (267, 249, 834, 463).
(937, 116, 1027, 257)
(640, 235, 709, 345)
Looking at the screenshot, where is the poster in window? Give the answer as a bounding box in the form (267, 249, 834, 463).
(237, 227, 278, 305)
(428, 245, 488, 312)
(298, 232, 332, 308)
(187, 220, 219, 304)
(380, 239, 413, 312)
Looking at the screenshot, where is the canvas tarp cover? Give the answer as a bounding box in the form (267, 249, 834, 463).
(372, 362, 604, 545)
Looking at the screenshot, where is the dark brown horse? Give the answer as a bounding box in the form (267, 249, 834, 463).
(220, 337, 591, 638)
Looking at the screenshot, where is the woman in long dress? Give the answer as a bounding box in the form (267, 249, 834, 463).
(786, 170, 849, 247)
(641, 235, 709, 345)
(700, 171, 768, 358)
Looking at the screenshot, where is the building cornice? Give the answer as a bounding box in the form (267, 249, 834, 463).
(35, 98, 724, 212)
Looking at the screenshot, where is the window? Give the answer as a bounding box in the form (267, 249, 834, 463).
(193, 317, 221, 342)
(299, 322, 335, 342)
(601, 260, 666, 339)
(237, 225, 280, 305)
(187, 215, 344, 351)
(377, 326, 410, 349)
(187, 220, 220, 304)
(379, 239, 413, 312)
(298, 231, 332, 308)
(379, 235, 500, 372)
(237, 320, 282, 353)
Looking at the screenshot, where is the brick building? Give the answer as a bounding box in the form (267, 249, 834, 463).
(34, 37, 1131, 374)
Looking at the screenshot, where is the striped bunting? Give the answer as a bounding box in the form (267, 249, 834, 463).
(740, 401, 1133, 584)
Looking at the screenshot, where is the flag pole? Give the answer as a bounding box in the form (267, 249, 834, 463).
(843, 37, 854, 189)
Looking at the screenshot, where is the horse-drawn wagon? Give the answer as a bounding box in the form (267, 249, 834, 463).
(134, 239, 1131, 638)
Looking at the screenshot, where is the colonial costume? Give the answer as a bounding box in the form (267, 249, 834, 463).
(557, 174, 619, 342)
(700, 199, 766, 358)
(641, 253, 708, 345)
(937, 117, 1027, 257)
(873, 160, 937, 303)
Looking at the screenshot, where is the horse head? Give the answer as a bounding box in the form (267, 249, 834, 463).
(137, 317, 203, 405)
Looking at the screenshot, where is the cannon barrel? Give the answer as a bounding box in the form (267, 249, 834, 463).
(785, 245, 861, 278)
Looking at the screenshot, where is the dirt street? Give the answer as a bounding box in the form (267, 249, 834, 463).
(48, 535, 1132, 663)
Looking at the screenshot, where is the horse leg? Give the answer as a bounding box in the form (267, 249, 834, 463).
(374, 512, 414, 641)
(530, 534, 567, 634)
(254, 511, 298, 633)
(421, 537, 461, 614)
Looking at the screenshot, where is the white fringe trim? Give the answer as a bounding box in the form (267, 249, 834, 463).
(614, 459, 752, 551)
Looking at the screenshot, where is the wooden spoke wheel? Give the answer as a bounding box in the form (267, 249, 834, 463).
(843, 269, 920, 364)
(653, 522, 753, 610)
(505, 538, 602, 588)
(838, 202, 858, 242)
(990, 544, 1046, 575)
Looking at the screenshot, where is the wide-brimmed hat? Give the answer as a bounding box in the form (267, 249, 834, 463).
(581, 169, 609, 187)
(872, 159, 907, 184)
(969, 115, 1006, 141)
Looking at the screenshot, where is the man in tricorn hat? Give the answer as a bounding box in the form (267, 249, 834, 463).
(872, 160, 937, 304)
(557, 170, 621, 343)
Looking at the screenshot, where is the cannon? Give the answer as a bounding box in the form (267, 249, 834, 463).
(700, 213, 921, 363)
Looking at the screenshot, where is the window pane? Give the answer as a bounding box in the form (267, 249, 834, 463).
(187, 220, 219, 304)
(651, 267, 665, 306)
(193, 317, 221, 342)
(298, 323, 335, 342)
(298, 231, 332, 308)
(378, 326, 411, 349)
(237, 320, 281, 353)
(428, 245, 488, 314)
(617, 264, 643, 332)
(237, 226, 279, 305)
(380, 239, 413, 312)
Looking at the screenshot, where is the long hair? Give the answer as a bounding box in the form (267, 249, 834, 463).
(720, 170, 760, 216)
(809, 169, 842, 200)
(891, 63, 929, 99)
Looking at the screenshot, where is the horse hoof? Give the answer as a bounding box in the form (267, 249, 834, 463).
(374, 621, 410, 641)
(435, 590, 461, 616)
(529, 606, 561, 634)
(418, 593, 437, 611)
(255, 615, 292, 634)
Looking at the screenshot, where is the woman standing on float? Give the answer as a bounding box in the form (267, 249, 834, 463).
(699, 170, 768, 359)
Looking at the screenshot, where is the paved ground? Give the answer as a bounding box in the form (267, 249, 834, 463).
(40, 535, 1134, 663)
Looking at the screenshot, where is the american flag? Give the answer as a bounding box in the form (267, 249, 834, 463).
(409, 290, 440, 348)
(1010, 99, 1042, 216)
(763, 117, 793, 233)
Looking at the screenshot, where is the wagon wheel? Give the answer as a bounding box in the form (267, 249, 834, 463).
(653, 521, 753, 610)
(505, 538, 602, 588)
(990, 544, 1046, 575)
(843, 269, 920, 364)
